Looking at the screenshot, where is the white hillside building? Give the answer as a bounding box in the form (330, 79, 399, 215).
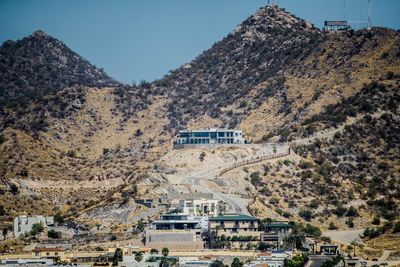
(14, 215, 54, 237)
(174, 128, 247, 146)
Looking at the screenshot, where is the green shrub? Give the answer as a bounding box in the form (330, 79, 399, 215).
(299, 209, 313, 221)
(66, 150, 76, 157)
(346, 218, 355, 228)
(199, 151, 206, 162)
(299, 160, 313, 169)
(47, 229, 61, 239)
(386, 71, 394, 80)
(371, 216, 380, 225)
(250, 172, 262, 186)
(393, 221, 400, 233)
(328, 222, 338, 230)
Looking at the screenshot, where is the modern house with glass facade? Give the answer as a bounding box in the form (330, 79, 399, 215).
(174, 128, 246, 147)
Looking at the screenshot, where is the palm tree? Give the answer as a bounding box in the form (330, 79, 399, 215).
(134, 251, 143, 262)
(162, 247, 169, 257)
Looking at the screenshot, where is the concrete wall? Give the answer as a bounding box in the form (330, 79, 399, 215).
(145, 230, 204, 250)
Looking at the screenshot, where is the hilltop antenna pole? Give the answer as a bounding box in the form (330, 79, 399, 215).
(368, 0, 371, 29)
(344, 0, 346, 21)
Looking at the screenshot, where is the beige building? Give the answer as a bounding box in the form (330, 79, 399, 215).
(209, 214, 260, 238)
(145, 229, 204, 250)
(31, 247, 66, 262)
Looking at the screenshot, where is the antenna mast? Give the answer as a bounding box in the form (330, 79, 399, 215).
(368, 0, 371, 29)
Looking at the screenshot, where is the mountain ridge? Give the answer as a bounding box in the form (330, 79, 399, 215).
(0, 5, 399, 241)
(0, 29, 120, 106)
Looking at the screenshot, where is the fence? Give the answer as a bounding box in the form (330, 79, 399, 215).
(215, 149, 290, 178)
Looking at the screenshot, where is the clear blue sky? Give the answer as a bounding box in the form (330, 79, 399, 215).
(0, 0, 399, 83)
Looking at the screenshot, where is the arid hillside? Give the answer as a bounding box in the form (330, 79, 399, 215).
(0, 5, 399, 236)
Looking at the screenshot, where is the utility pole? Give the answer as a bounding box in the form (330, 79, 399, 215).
(368, 0, 371, 29)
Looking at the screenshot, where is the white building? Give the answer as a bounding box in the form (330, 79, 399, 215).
(0, 258, 54, 267)
(169, 193, 219, 217)
(244, 251, 293, 267)
(174, 128, 247, 146)
(13, 215, 54, 237)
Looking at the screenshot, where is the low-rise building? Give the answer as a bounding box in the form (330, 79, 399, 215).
(304, 238, 339, 255)
(209, 214, 259, 238)
(173, 128, 247, 147)
(0, 258, 54, 266)
(146, 213, 205, 250)
(260, 221, 293, 250)
(168, 193, 219, 217)
(150, 214, 201, 230)
(244, 251, 292, 267)
(14, 215, 54, 237)
(31, 247, 66, 262)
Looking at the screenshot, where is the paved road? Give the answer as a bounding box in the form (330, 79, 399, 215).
(179, 144, 290, 215)
(181, 176, 249, 214)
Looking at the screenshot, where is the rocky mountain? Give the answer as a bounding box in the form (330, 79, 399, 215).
(0, 5, 399, 237)
(0, 30, 119, 106)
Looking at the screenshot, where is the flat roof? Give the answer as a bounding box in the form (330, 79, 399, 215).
(264, 223, 293, 228)
(179, 128, 242, 133)
(153, 220, 199, 224)
(32, 247, 66, 252)
(209, 214, 258, 221)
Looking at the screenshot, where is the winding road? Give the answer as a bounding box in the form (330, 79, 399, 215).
(178, 144, 290, 215)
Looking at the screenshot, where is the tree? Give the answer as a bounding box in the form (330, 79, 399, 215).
(321, 255, 343, 267)
(231, 258, 243, 267)
(112, 248, 123, 266)
(30, 222, 44, 236)
(146, 256, 157, 262)
(169, 258, 178, 266)
(161, 256, 169, 267)
(54, 213, 64, 225)
(47, 229, 61, 239)
(2, 228, 8, 240)
(210, 260, 224, 267)
(0, 205, 5, 216)
(134, 251, 143, 262)
(136, 219, 145, 232)
(284, 254, 308, 267)
(258, 242, 272, 251)
(162, 247, 169, 257)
